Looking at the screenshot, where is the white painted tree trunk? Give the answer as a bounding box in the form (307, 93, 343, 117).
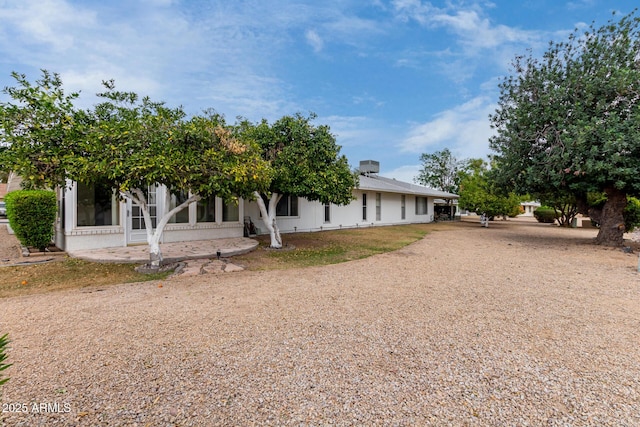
(254, 191, 283, 248)
(124, 188, 201, 268)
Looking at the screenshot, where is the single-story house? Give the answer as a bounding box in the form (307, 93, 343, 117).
(243, 168, 459, 235)
(10, 161, 458, 251)
(519, 201, 541, 217)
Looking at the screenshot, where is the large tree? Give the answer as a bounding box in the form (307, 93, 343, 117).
(241, 113, 358, 248)
(458, 159, 521, 218)
(0, 71, 270, 267)
(490, 11, 640, 246)
(415, 148, 468, 194)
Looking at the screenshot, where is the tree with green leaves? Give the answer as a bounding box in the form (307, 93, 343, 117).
(0, 70, 82, 189)
(490, 11, 640, 246)
(0, 71, 271, 267)
(458, 159, 521, 219)
(415, 148, 468, 194)
(240, 113, 358, 248)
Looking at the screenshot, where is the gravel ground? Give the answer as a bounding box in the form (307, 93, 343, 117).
(1, 219, 639, 426)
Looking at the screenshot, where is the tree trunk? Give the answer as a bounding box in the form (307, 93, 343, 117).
(255, 191, 283, 248)
(149, 238, 163, 267)
(125, 188, 201, 268)
(594, 187, 627, 246)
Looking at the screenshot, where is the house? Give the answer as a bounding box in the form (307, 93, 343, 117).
(243, 164, 459, 235)
(26, 160, 458, 251)
(519, 201, 541, 217)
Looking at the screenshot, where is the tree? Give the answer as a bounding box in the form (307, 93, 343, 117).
(0, 71, 82, 189)
(458, 159, 521, 218)
(0, 71, 271, 267)
(415, 148, 468, 194)
(84, 86, 271, 266)
(537, 192, 579, 227)
(490, 11, 640, 246)
(240, 113, 358, 248)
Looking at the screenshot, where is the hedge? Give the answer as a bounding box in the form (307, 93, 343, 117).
(5, 190, 57, 250)
(533, 206, 558, 224)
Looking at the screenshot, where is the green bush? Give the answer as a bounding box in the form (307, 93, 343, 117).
(533, 206, 558, 223)
(0, 333, 10, 387)
(5, 190, 57, 250)
(624, 197, 640, 232)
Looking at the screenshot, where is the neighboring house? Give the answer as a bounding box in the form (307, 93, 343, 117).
(520, 201, 541, 217)
(29, 160, 458, 251)
(0, 183, 7, 201)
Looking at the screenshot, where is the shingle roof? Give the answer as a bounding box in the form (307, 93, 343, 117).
(357, 174, 459, 199)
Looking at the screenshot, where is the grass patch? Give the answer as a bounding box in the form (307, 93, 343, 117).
(234, 222, 446, 270)
(0, 221, 462, 298)
(0, 258, 170, 298)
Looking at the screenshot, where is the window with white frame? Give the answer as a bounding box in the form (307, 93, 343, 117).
(401, 195, 406, 220)
(415, 196, 428, 215)
(76, 181, 120, 226)
(276, 195, 298, 217)
(375, 192, 381, 221)
(197, 195, 216, 223)
(169, 190, 190, 223)
(223, 199, 239, 222)
(324, 202, 330, 223)
(362, 193, 367, 221)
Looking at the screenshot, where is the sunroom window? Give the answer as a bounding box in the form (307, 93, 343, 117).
(76, 181, 120, 226)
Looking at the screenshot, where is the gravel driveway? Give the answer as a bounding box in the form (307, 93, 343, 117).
(1, 219, 639, 426)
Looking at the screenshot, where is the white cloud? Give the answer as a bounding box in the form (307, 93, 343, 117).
(398, 96, 497, 160)
(381, 164, 422, 183)
(393, 1, 538, 50)
(306, 29, 324, 53)
(0, 0, 97, 51)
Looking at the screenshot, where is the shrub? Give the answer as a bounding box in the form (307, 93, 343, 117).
(5, 190, 57, 250)
(624, 197, 640, 232)
(533, 206, 558, 223)
(0, 333, 10, 387)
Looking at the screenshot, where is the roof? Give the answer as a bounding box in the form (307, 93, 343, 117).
(357, 174, 459, 199)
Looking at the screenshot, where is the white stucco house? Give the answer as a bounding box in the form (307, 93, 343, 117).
(49, 161, 458, 251)
(519, 201, 541, 217)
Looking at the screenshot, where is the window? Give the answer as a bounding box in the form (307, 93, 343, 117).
(376, 193, 381, 221)
(276, 195, 298, 217)
(77, 181, 120, 226)
(415, 196, 428, 215)
(169, 190, 190, 223)
(197, 195, 216, 223)
(131, 185, 157, 229)
(324, 203, 330, 223)
(401, 195, 406, 220)
(362, 193, 367, 221)
(223, 199, 239, 222)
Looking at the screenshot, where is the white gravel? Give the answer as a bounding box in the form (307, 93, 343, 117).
(1, 218, 639, 426)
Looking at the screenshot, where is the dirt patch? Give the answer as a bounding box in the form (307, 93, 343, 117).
(0, 224, 22, 264)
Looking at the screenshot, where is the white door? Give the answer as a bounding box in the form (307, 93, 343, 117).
(127, 185, 158, 244)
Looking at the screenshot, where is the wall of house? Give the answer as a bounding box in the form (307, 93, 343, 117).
(60, 182, 245, 251)
(243, 190, 435, 235)
(162, 223, 243, 243)
(519, 202, 541, 217)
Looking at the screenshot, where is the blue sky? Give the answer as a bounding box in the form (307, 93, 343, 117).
(0, 0, 636, 183)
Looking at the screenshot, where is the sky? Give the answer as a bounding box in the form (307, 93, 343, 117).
(0, 0, 637, 183)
